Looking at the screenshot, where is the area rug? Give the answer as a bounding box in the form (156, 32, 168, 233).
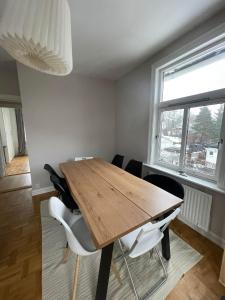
(41, 200, 202, 300)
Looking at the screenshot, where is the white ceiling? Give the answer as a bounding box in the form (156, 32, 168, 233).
(0, 0, 225, 79)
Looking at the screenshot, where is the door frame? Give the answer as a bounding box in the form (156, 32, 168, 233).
(0, 95, 22, 177)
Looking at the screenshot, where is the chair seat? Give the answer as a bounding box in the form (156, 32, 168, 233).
(121, 223, 164, 258)
(70, 217, 96, 253)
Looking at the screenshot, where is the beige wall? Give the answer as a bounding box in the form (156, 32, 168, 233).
(18, 64, 116, 192)
(0, 62, 20, 96)
(115, 11, 225, 245)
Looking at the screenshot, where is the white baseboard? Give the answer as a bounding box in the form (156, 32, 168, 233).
(32, 186, 55, 196)
(208, 231, 225, 249)
(178, 215, 225, 249)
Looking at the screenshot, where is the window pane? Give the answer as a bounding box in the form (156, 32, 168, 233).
(184, 103, 224, 177)
(162, 51, 225, 101)
(158, 109, 183, 167)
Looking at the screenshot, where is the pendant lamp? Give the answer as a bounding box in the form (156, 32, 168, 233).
(0, 0, 73, 76)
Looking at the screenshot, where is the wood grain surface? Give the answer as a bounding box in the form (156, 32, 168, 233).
(60, 158, 183, 249)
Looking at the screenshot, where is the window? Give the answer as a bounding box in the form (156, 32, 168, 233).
(162, 48, 225, 101)
(184, 103, 224, 178)
(158, 109, 183, 167)
(153, 41, 225, 181)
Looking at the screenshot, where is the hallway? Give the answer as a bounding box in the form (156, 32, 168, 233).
(0, 173, 31, 194)
(5, 155, 30, 176)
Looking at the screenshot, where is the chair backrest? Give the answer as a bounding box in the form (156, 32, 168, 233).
(130, 208, 181, 255)
(111, 154, 124, 168)
(50, 174, 78, 210)
(50, 174, 66, 194)
(49, 197, 91, 256)
(44, 164, 59, 178)
(143, 174, 184, 199)
(125, 159, 142, 178)
(140, 207, 181, 236)
(74, 157, 93, 161)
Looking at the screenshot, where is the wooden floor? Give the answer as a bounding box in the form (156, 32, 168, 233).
(168, 220, 225, 299)
(0, 174, 32, 194)
(5, 156, 30, 176)
(0, 188, 41, 300)
(0, 187, 224, 299)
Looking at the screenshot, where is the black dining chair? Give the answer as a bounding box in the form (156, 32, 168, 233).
(144, 173, 184, 261)
(44, 164, 60, 178)
(111, 154, 124, 168)
(125, 159, 142, 178)
(44, 164, 78, 210)
(44, 163, 67, 190)
(143, 174, 184, 199)
(50, 174, 79, 211)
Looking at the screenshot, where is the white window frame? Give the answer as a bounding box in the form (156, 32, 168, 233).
(156, 99, 225, 181)
(148, 27, 225, 185)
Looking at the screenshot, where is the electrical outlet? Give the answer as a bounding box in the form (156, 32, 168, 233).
(35, 183, 40, 189)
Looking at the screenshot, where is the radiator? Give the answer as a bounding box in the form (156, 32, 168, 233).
(178, 185, 212, 232)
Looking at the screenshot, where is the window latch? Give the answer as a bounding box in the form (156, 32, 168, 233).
(178, 170, 187, 177)
(218, 138, 224, 148)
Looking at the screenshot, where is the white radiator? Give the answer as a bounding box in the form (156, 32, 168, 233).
(178, 185, 212, 232)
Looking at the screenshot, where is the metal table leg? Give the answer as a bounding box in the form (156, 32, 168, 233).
(95, 242, 114, 300)
(161, 211, 171, 260)
(161, 227, 170, 260)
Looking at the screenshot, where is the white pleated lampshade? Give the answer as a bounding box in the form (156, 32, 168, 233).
(0, 0, 73, 76)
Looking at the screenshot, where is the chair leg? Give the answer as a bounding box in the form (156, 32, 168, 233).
(141, 247, 168, 300)
(72, 255, 80, 300)
(63, 243, 71, 264)
(118, 240, 139, 300)
(118, 241, 169, 300)
(149, 249, 153, 260)
(111, 261, 123, 286)
(155, 246, 168, 280)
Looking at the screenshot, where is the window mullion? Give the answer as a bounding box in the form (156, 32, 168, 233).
(154, 109, 162, 164)
(216, 107, 225, 188)
(179, 108, 189, 172)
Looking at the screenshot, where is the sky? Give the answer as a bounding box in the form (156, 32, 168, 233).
(163, 54, 225, 104)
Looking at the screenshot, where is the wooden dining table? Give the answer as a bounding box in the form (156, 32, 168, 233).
(60, 158, 183, 300)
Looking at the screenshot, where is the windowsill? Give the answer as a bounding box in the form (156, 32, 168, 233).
(143, 163, 225, 195)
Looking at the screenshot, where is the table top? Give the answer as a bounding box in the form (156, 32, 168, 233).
(60, 158, 183, 249)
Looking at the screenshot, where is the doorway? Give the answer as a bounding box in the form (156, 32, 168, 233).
(0, 105, 30, 177)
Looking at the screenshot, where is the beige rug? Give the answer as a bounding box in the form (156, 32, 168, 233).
(41, 200, 202, 300)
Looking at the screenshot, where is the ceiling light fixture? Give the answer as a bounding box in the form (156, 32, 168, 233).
(0, 0, 73, 76)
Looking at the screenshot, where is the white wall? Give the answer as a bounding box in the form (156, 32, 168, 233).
(0, 108, 7, 147)
(17, 64, 116, 191)
(116, 63, 150, 166)
(115, 11, 225, 246)
(9, 108, 18, 156)
(2, 108, 15, 161)
(0, 132, 5, 177)
(0, 108, 7, 174)
(0, 107, 18, 162)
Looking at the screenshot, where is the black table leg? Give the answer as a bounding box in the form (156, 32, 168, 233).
(161, 226, 170, 260)
(95, 242, 114, 300)
(161, 211, 171, 260)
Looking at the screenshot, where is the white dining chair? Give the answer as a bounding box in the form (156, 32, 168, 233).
(48, 196, 121, 300)
(74, 156, 93, 161)
(118, 207, 181, 300)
